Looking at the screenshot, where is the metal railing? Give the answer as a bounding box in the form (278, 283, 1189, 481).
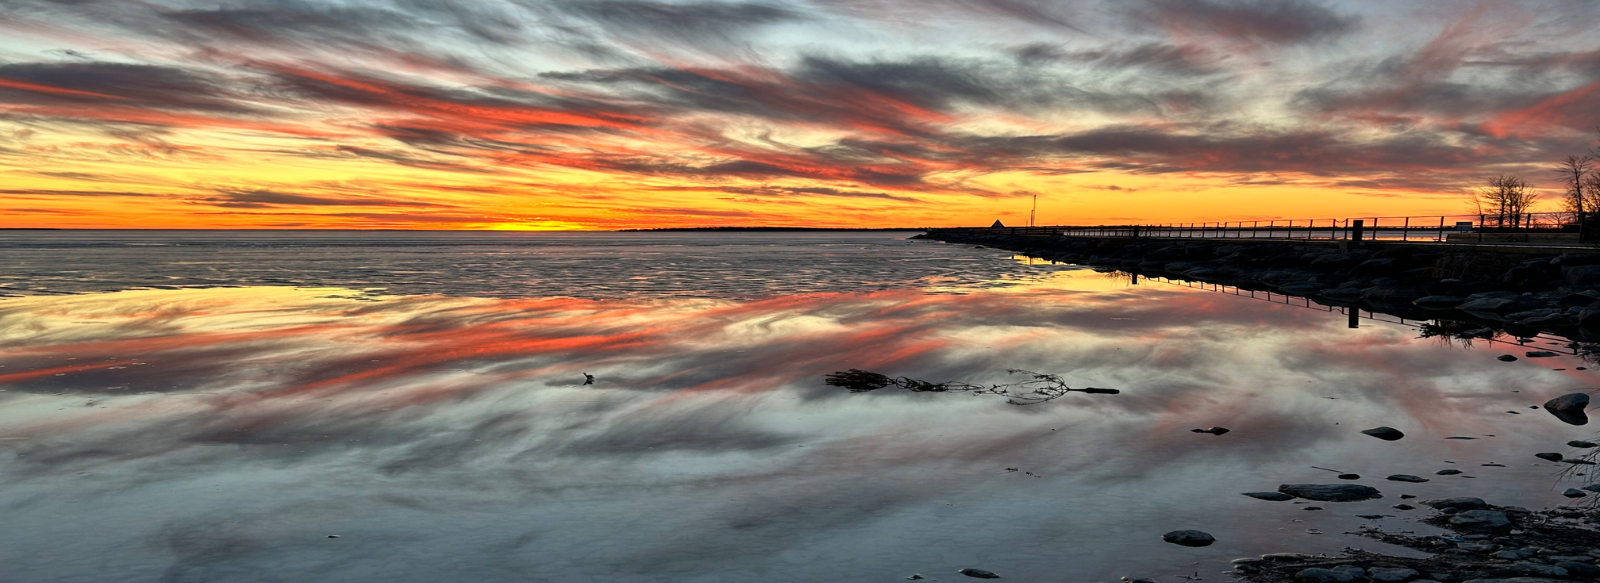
(936, 212, 1590, 246)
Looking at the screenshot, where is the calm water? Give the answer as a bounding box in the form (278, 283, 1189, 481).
(0, 232, 1597, 583)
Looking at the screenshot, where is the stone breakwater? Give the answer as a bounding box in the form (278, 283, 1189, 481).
(916, 231, 1600, 341)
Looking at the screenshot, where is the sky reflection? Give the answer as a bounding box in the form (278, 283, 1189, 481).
(1, 275, 1597, 582)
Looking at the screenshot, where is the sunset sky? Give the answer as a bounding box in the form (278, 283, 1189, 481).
(1, 0, 1598, 229)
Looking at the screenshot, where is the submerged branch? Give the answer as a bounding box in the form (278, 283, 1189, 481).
(824, 369, 1118, 405)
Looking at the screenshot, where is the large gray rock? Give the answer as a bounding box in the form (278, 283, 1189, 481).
(1449, 509, 1513, 534)
(1458, 297, 1520, 313)
(1422, 497, 1487, 511)
(1361, 426, 1405, 441)
(1580, 300, 1600, 326)
(958, 568, 1000, 579)
(1162, 530, 1215, 547)
(1565, 265, 1600, 287)
(1544, 393, 1591, 426)
(1367, 567, 1418, 583)
(1278, 484, 1382, 502)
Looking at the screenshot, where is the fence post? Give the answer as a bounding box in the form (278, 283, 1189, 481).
(1351, 219, 1365, 246)
(1402, 217, 1409, 242)
(1437, 216, 1444, 242)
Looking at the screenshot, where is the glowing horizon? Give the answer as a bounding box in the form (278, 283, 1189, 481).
(2, 1, 1598, 230)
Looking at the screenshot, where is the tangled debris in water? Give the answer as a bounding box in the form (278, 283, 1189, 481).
(823, 369, 1118, 405)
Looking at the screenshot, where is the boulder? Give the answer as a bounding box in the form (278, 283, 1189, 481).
(1580, 300, 1600, 327)
(1565, 265, 1600, 287)
(1543, 393, 1591, 426)
(1278, 484, 1382, 502)
(1162, 530, 1215, 547)
(1563, 488, 1586, 498)
(958, 568, 1001, 579)
(1568, 440, 1598, 448)
(1386, 474, 1429, 483)
(1497, 355, 1518, 362)
(1242, 491, 1295, 501)
(1361, 426, 1405, 441)
(1436, 469, 1463, 475)
(1535, 452, 1564, 462)
(1449, 509, 1513, 534)
(1367, 567, 1419, 583)
(1458, 297, 1521, 313)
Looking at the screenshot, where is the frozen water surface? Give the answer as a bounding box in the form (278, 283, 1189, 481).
(0, 232, 1597, 583)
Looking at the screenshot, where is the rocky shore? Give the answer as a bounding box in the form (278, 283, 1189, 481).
(915, 231, 1600, 343)
(1228, 499, 1600, 583)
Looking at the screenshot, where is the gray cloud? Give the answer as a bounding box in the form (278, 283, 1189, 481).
(1128, 0, 1358, 45)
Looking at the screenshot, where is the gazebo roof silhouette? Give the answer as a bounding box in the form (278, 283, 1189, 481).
(990, 220, 1005, 228)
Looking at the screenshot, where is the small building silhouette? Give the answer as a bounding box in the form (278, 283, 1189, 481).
(990, 220, 1005, 228)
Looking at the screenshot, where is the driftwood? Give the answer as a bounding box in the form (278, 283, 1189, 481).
(824, 369, 1118, 405)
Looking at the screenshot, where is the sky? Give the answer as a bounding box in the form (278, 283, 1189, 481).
(1, 0, 1598, 229)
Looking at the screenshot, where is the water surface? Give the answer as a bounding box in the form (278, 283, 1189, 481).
(0, 234, 1596, 583)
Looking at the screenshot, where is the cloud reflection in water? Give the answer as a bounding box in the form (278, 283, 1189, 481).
(0, 277, 1595, 582)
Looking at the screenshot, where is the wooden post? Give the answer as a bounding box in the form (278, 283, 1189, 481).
(1351, 219, 1365, 245)
(1403, 216, 1409, 242)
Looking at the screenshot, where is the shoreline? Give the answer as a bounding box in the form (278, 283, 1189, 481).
(915, 230, 1600, 347)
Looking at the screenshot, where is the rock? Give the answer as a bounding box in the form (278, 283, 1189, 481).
(1387, 474, 1429, 483)
(1503, 563, 1568, 578)
(958, 568, 1001, 579)
(1362, 426, 1405, 441)
(1458, 542, 1498, 552)
(1278, 484, 1382, 502)
(1437, 469, 1463, 475)
(1568, 440, 1598, 448)
(1369, 567, 1419, 583)
(1563, 458, 1596, 465)
(1192, 427, 1230, 435)
(1393, 504, 1415, 510)
(1497, 355, 1519, 362)
(1303, 506, 1323, 511)
(1357, 514, 1386, 519)
(1461, 578, 1567, 583)
(1581, 301, 1600, 326)
(1400, 494, 1416, 499)
(1495, 550, 1537, 560)
(1449, 510, 1513, 534)
(1585, 484, 1600, 493)
(1424, 497, 1487, 511)
(1458, 297, 1520, 313)
(1162, 530, 1215, 547)
(1562, 488, 1586, 498)
(1535, 452, 1564, 462)
(1294, 568, 1361, 583)
(908, 575, 924, 580)
(1524, 351, 1558, 358)
(1121, 578, 1158, 583)
(1566, 265, 1600, 287)
(1414, 296, 1465, 308)
(1243, 491, 1295, 501)
(1557, 561, 1600, 578)
(1338, 474, 1361, 480)
(1543, 393, 1590, 426)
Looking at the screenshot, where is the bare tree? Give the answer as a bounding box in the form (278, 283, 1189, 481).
(1556, 154, 1595, 233)
(1476, 174, 1537, 228)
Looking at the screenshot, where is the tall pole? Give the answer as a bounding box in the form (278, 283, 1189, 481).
(1029, 194, 1037, 227)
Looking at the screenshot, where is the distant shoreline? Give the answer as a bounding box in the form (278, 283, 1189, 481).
(621, 227, 926, 232)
